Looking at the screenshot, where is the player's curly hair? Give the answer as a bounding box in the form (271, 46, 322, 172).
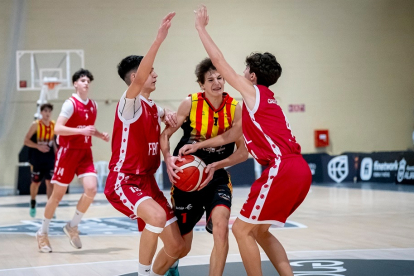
(117, 55, 144, 85)
(195, 58, 217, 84)
(245, 52, 282, 87)
(72, 68, 94, 84)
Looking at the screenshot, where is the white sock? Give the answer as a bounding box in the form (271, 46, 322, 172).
(40, 217, 51, 234)
(138, 263, 151, 276)
(69, 209, 84, 227)
(150, 270, 163, 276)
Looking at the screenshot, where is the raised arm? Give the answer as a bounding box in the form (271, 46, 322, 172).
(126, 12, 175, 99)
(179, 104, 242, 156)
(160, 97, 191, 183)
(194, 6, 257, 110)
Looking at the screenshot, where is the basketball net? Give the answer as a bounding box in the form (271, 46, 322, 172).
(42, 81, 62, 100)
(35, 77, 62, 119)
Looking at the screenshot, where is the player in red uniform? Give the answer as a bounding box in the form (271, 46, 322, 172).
(36, 69, 110, 253)
(180, 6, 312, 276)
(104, 12, 186, 276)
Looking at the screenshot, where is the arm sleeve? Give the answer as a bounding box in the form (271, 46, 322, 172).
(118, 95, 142, 120)
(59, 100, 74, 118)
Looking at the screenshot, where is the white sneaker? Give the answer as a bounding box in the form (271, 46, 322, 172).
(36, 230, 52, 253)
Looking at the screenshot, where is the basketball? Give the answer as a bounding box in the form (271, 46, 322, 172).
(174, 155, 208, 192)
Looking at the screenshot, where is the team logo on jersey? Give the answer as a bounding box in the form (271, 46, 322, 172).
(360, 157, 373, 181)
(148, 142, 159, 155)
(268, 98, 277, 104)
(327, 155, 349, 183)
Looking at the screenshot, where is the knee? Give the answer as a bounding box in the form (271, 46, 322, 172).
(147, 210, 166, 228)
(84, 186, 97, 198)
(213, 221, 229, 244)
(50, 192, 64, 204)
(179, 243, 191, 258)
(167, 240, 186, 258)
(232, 220, 249, 240)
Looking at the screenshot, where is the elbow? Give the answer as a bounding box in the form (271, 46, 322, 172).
(54, 125, 62, 135)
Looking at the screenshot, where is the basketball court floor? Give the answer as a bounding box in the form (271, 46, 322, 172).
(0, 183, 413, 276)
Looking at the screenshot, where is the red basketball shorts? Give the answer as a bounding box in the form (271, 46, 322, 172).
(104, 171, 177, 232)
(239, 154, 312, 227)
(51, 147, 96, 186)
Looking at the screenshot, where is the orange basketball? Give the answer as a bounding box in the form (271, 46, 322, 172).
(174, 155, 208, 192)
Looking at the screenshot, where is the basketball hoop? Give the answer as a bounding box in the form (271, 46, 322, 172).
(42, 77, 62, 100)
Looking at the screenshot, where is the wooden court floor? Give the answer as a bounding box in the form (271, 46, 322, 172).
(0, 184, 413, 275)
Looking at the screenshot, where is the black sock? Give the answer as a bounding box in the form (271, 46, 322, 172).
(30, 199, 36, 208)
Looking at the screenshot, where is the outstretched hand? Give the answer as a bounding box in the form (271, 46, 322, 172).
(194, 5, 209, 30)
(157, 12, 176, 42)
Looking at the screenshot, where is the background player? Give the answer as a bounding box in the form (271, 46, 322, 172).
(104, 12, 186, 276)
(181, 6, 313, 276)
(36, 69, 110, 253)
(161, 58, 248, 276)
(24, 103, 56, 218)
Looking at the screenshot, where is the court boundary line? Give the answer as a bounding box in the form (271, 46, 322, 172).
(0, 247, 413, 272)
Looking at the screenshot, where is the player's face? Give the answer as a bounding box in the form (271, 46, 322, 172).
(74, 76, 91, 94)
(201, 70, 225, 97)
(40, 108, 52, 121)
(142, 69, 158, 92)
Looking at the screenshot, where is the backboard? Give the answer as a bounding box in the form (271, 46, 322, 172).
(16, 49, 84, 91)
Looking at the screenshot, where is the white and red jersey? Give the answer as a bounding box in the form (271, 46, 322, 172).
(57, 94, 97, 149)
(242, 85, 301, 166)
(109, 92, 164, 175)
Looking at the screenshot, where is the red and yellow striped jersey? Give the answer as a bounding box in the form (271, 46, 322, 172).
(174, 92, 238, 165)
(187, 92, 238, 143)
(32, 120, 55, 145)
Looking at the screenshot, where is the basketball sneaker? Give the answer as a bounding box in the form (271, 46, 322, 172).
(29, 207, 36, 218)
(30, 199, 36, 218)
(36, 230, 52, 253)
(165, 260, 180, 276)
(63, 222, 82, 249)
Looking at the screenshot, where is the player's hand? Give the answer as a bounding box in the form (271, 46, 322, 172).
(80, 126, 96, 136)
(157, 12, 175, 42)
(164, 109, 178, 128)
(166, 155, 183, 184)
(194, 5, 209, 30)
(101, 132, 110, 142)
(197, 163, 216, 191)
(178, 143, 199, 156)
(37, 144, 50, 153)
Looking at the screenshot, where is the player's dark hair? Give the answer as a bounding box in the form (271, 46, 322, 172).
(40, 103, 53, 112)
(72, 68, 94, 84)
(245, 52, 282, 87)
(117, 55, 144, 85)
(195, 58, 217, 84)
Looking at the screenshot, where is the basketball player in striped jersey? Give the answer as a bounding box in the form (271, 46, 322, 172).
(104, 13, 187, 276)
(24, 103, 56, 218)
(181, 6, 312, 276)
(36, 69, 110, 253)
(160, 58, 248, 276)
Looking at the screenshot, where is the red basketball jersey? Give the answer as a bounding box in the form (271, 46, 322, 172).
(242, 85, 301, 166)
(109, 96, 161, 175)
(57, 96, 97, 149)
